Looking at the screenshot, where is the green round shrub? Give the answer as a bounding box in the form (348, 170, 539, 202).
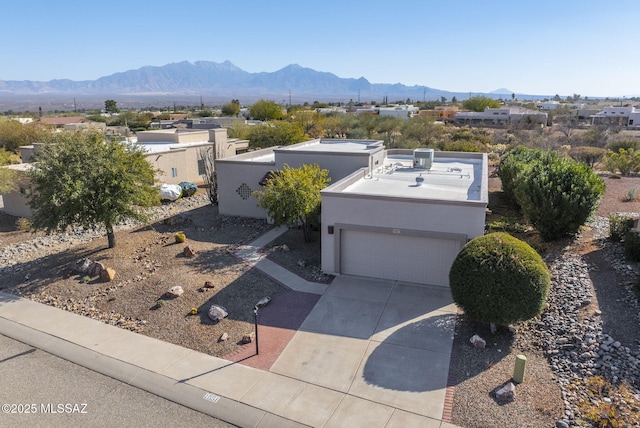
(498, 146, 550, 206)
(515, 154, 605, 241)
(175, 232, 186, 243)
(449, 232, 550, 326)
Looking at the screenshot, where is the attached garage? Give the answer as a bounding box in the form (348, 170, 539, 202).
(321, 150, 488, 288)
(337, 227, 466, 287)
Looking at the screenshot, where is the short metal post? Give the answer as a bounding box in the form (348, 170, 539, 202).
(253, 306, 259, 355)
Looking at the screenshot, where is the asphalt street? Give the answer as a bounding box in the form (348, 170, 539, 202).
(0, 334, 235, 428)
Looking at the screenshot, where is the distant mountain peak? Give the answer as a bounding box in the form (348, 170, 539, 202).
(490, 88, 514, 95)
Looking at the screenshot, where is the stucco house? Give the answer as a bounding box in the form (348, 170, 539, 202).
(1, 128, 247, 218)
(454, 107, 547, 127)
(215, 139, 488, 287)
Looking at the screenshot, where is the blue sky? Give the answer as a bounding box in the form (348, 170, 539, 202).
(0, 0, 637, 97)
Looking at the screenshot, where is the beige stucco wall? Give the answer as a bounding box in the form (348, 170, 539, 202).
(215, 158, 275, 218)
(146, 142, 213, 185)
(136, 129, 210, 144)
(320, 166, 487, 276)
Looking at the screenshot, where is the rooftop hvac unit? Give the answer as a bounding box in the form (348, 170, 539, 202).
(413, 148, 434, 170)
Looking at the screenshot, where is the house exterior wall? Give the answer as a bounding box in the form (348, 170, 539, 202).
(215, 148, 277, 218)
(274, 151, 382, 184)
(146, 142, 213, 185)
(136, 129, 210, 144)
(320, 171, 487, 277)
(1, 170, 32, 218)
(1, 191, 31, 218)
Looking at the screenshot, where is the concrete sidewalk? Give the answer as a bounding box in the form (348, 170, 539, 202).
(0, 226, 461, 428)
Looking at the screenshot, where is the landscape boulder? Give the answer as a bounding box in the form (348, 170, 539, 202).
(72, 258, 93, 274)
(495, 382, 516, 403)
(166, 286, 184, 298)
(208, 304, 228, 323)
(219, 332, 229, 342)
(100, 268, 116, 282)
(89, 261, 105, 277)
(183, 246, 196, 258)
(241, 334, 253, 344)
(470, 334, 486, 349)
(204, 281, 215, 289)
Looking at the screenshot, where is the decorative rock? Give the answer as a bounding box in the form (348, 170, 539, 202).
(89, 261, 105, 277)
(72, 258, 93, 274)
(241, 334, 253, 344)
(167, 286, 184, 297)
(556, 420, 570, 428)
(208, 304, 228, 322)
(204, 281, 215, 288)
(280, 244, 290, 252)
(296, 259, 306, 268)
(495, 382, 516, 402)
(100, 267, 116, 282)
(219, 332, 229, 342)
(470, 334, 486, 349)
(256, 296, 271, 308)
(183, 246, 196, 258)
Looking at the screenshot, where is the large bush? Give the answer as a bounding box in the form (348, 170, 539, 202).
(515, 153, 605, 241)
(498, 146, 549, 206)
(449, 232, 550, 326)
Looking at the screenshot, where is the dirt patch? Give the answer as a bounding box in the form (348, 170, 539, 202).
(0, 203, 319, 358)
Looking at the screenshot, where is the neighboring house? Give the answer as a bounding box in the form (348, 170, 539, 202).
(417, 106, 459, 122)
(11, 117, 34, 124)
(378, 105, 419, 119)
(39, 116, 88, 127)
(454, 107, 547, 127)
(0, 163, 33, 218)
(215, 139, 488, 287)
(2, 128, 246, 218)
(591, 106, 639, 127)
(354, 105, 419, 120)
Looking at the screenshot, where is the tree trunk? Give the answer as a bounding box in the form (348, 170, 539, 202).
(106, 225, 116, 248)
(302, 219, 312, 243)
(490, 322, 497, 335)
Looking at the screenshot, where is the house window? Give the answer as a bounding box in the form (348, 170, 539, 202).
(197, 159, 206, 175)
(171, 167, 178, 177)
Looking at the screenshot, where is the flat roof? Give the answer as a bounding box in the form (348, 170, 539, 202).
(336, 153, 486, 203)
(140, 140, 211, 154)
(277, 139, 383, 154)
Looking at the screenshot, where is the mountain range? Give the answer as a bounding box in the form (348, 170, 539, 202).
(0, 60, 544, 108)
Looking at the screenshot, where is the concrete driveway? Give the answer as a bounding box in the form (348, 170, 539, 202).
(267, 275, 458, 425)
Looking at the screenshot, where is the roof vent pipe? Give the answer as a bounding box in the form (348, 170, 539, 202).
(415, 173, 424, 186)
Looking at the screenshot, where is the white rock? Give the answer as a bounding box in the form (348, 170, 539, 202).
(167, 286, 184, 297)
(470, 334, 486, 349)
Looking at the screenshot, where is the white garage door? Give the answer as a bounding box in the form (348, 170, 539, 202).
(340, 229, 463, 287)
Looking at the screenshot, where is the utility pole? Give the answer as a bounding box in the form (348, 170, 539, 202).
(289, 89, 292, 107)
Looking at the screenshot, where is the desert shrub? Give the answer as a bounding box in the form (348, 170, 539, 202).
(498, 146, 549, 206)
(603, 148, 640, 175)
(624, 229, 640, 261)
(175, 232, 186, 243)
(569, 146, 607, 168)
(449, 232, 550, 326)
(15, 217, 32, 232)
(609, 215, 635, 242)
(625, 187, 638, 202)
(515, 153, 605, 241)
(607, 138, 640, 153)
(441, 140, 485, 152)
(577, 376, 640, 428)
